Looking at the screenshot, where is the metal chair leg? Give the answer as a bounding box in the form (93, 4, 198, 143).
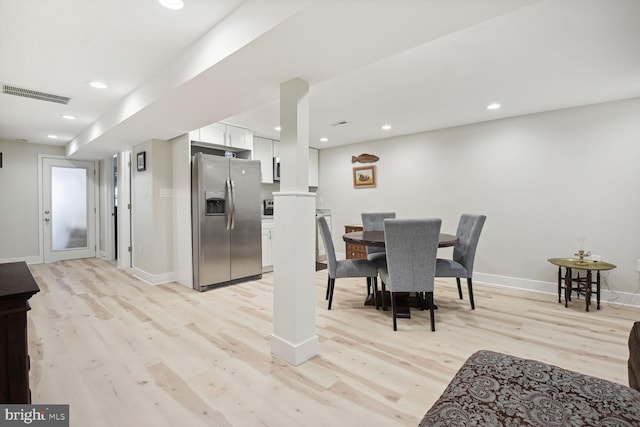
(456, 277, 463, 300)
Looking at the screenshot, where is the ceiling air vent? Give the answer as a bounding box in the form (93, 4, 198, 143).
(2, 84, 71, 105)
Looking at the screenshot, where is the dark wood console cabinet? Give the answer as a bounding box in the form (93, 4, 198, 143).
(0, 262, 40, 403)
(344, 225, 367, 259)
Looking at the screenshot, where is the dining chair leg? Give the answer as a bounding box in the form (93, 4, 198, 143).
(391, 292, 398, 331)
(467, 278, 475, 310)
(327, 278, 336, 310)
(456, 278, 463, 300)
(373, 277, 380, 310)
(325, 276, 330, 300)
(366, 278, 372, 296)
(427, 292, 435, 331)
(381, 280, 388, 311)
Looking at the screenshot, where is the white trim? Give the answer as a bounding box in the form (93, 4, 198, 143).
(117, 151, 132, 270)
(272, 191, 316, 198)
(474, 272, 640, 308)
(131, 267, 176, 286)
(270, 333, 318, 366)
(99, 156, 116, 261)
(0, 256, 43, 265)
(474, 272, 555, 294)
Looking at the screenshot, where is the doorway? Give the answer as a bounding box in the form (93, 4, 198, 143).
(42, 157, 96, 263)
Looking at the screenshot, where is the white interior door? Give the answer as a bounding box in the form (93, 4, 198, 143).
(43, 157, 96, 262)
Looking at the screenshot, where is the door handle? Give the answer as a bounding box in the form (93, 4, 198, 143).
(226, 178, 232, 230)
(230, 180, 236, 229)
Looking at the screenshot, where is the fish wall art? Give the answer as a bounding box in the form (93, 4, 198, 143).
(351, 153, 379, 164)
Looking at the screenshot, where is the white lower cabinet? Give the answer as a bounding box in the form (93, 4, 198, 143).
(262, 218, 274, 271)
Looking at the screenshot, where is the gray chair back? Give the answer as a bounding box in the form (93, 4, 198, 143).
(384, 218, 441, 293)
(361, 212, 396, 255)
(453, 214, 487, 276)
(317, 216, 337, 277)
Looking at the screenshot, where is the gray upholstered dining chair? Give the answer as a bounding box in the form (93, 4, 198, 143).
(435, 214, 486, 310)
(379, 218, 441, 331)
(317, 216, 378, 310)
(361, 212, 396, 266)
(361, 212, 396, 305)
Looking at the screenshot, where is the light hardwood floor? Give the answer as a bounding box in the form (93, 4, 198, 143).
(27, 259, 639, 426)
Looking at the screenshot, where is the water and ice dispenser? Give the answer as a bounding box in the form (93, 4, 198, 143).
(205, 191, 225, 215)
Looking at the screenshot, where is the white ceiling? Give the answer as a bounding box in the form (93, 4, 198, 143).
(1, 0, 639, 159)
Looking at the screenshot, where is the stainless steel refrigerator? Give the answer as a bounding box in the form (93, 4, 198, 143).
(192, 152, 262, 291)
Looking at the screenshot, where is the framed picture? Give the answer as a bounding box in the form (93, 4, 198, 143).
(353, 165, 376, 188)
(137, 151, 146, 172)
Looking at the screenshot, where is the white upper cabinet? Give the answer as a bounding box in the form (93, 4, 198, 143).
(199, 122, 226, 146)
(253, 137, 274, 183)
(250, 136, 319, 187)
(192, 123, 253, 150)
(226, 125, 253, 151)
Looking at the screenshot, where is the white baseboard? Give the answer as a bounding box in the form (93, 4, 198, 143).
(131, 267, 176, 286)
(0, 255, 42, 265)
(474, 272, 640, 308)
(271, 333, 319, 366)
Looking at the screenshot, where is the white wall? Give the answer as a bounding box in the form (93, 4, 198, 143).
(0, 140, 65, 263)
(171, 134, 193, 288)
(132, 139, 174, 284)
(316, 97, 640, 300)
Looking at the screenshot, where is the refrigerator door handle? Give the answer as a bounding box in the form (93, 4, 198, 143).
(226, 178, 232, 230)
(230, 179, 236, 229)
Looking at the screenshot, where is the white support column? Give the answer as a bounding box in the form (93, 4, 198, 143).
(271, 78, 318, 365)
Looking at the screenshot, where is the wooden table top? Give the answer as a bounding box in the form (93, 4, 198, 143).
(343, 231, 458, 248)
(547, 258, 616, 271)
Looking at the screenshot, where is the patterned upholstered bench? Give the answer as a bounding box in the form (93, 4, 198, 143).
(420, 350, 640, 426)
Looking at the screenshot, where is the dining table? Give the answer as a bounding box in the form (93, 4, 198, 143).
(342, 230, 458, 309)
(343, 230, 458, 249)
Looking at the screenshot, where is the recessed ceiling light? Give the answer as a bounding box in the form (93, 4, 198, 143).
(89, 81, 108, 89)
(274, 126, 281, 131)
(62, 114, 77, 120)
(486, 103, 501, 110)
(320, 137, 328, 142)
(47, 134, 58, 139)
(159, 0, 184, 10)
(381, 124, 392, 130)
